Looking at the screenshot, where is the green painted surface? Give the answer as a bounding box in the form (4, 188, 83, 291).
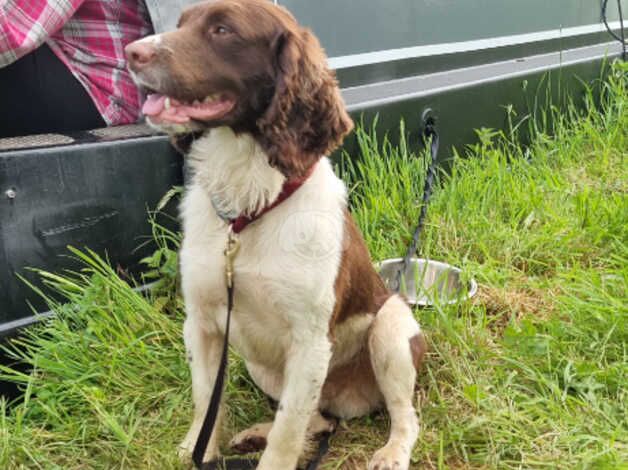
(280, 0, 626, 56)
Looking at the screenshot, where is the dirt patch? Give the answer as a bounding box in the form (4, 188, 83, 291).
(475, 283, 559, 333)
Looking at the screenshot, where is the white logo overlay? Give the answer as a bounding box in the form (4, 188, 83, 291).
(277, 210, 344, 262)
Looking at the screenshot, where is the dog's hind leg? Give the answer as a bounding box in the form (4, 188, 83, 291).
(229, 411, 336, 454)
(367, 295, 427, 470)
(178, 308, 226, 463)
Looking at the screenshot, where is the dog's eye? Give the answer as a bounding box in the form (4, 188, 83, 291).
(211, 25, 232, 36)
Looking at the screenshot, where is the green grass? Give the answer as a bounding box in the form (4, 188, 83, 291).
(1, 62, 626, 469)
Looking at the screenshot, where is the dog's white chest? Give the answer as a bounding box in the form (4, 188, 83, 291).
(179, 162, 346, 370)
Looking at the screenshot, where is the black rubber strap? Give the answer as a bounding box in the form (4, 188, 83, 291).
(392, 120, 440, 292)
(602, 0, 627, 61)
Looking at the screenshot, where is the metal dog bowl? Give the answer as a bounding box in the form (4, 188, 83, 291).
(377, 258, 477, 306)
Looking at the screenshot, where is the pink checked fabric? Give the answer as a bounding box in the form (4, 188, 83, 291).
(0, 0, 153, 125)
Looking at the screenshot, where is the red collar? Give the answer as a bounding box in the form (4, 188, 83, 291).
(229, 164, 317, 234)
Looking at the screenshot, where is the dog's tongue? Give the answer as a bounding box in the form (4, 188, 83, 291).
(142, 94, 166, 116)
(141, 93, 235, 124)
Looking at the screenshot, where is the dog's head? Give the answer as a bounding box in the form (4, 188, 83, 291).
(125, 0, 353, 176)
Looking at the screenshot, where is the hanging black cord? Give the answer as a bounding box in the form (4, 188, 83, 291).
(392, 118, 440, 292)
(619, 0, 627, 61)
(602, 0, 627, 61)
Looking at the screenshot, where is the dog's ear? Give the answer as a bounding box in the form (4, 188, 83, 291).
(257, 28, 353, 177)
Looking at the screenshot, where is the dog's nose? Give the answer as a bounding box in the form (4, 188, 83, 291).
(125, 40, 156, 70)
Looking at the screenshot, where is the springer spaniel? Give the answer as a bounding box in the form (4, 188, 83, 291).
(125, 1, 426, 469)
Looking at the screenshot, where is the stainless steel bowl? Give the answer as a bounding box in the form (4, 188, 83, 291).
(377, 258, 477, 306)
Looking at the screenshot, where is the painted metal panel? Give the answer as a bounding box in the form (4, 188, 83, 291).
(0, 138, 182, 331)
(339, 42, 622, 165)
(280, 0, 626, 58)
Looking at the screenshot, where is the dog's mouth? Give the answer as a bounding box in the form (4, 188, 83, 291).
(142, 92, 236, 125)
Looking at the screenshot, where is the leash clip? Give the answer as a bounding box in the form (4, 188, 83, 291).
(224, 229, 240, 288)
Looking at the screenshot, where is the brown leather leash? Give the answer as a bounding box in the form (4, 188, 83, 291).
(192, 165, 333, 470)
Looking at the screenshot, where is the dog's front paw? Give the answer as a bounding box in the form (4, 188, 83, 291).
(177, 437, 194, 467)
(178, 431, 199, 466)
(178, 427, 220, 466)
(368, 443, 410, 470)
(256, 450, 298, 470)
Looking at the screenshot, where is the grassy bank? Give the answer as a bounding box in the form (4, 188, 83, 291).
(1, 63, 626, 469)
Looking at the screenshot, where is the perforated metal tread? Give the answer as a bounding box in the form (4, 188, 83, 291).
(0, 124, 159, 152)
(89, 124, 158, 140)
(0, 133, 75, 151)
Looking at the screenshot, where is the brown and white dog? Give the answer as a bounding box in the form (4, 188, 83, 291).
(125, 1, 426, 469)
